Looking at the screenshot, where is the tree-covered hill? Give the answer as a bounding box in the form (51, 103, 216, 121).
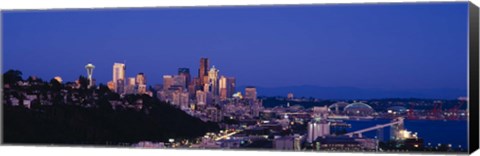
(2, 70, 219, 146)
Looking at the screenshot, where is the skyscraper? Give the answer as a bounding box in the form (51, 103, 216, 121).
(172, 90, 189, 109)
(113, 63, 126, 93)
(226, 77, 236, 98)
(136, 73, 148, 94)
(163, 75, 173, 90)
(208, 66, 219, 96)
(128, 77, 136, 86)
(245, 86, 257, 101)
(136, 72, 146, 85)
(188, 78, 197, 99)
(173, 75, 187, 89)
(198, 58, 209, 90)
(178, 68, 191, 87)
(116, 79, 125, 94)
(219, 76, 235, 100)
(126, 77, 136, 94)
(85, 63, 95, 88)
(196, 90, 207, 106)
(138, 84, 147, 94)
(219, 76, 228, 100)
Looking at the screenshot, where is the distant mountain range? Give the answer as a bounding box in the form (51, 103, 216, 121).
(239, 85, 466, 100)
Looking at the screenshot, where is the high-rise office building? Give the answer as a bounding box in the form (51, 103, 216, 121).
(196, 90, 207, 106)
(163, 75, 173, 90)
(208, 66, 219, 96)
(219, 76, 235, 100)
(116, 79, 125, 94)
(113, 63, 126, 93)
(188, 79, 197, 99)
(178, 68, 191, 87)
(245, 86, 257, 101)
(157, 90, 173, 103)
(173, 75, 187, 89)
(85, 63, 95, 88)
(198, 58, 209, 90)
(226, 77, 236, 98)
(136, 73, 146, 85)
(126, 77, 136, 94)
(135, 73, 147, 94)
(138, 84, 147, 95)
(203, 83, 210, 93)
(128, 77, 136, 86)
(172, 90, 189, 109)
(219, 76, 228, 100)
(193, 77, 202, 91)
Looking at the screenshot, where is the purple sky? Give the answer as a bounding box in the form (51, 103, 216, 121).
(3, 2, 469, 93)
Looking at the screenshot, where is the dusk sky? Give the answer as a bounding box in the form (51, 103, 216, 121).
(3, 2, 469, 93)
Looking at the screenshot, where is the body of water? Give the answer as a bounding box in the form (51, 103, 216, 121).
(343, 119, 468, 149)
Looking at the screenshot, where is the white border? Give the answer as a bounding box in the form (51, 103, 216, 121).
(0, 0, 478, 156)
(0, 145, 467, 156)
(0, 0, 471, 10)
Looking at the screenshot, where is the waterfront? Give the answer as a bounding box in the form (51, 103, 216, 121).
(345, 119, 468, 149)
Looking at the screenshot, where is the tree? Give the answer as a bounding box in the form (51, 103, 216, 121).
(97, 84, 111, 96)
(3, 70, 23, 85)
(3, 70, 221, 145)
(50, 78, 62, 92)
(78, 75, 89, 89)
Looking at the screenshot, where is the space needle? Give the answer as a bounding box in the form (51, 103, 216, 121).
(85, 63, 95, 88)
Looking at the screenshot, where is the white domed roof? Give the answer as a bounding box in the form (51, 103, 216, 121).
(344, 102, 373, 110)
(344, 102, 374, 116)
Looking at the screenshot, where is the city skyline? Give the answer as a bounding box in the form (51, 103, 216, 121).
(4, 58, 467, 100)
(3, 3, 469, 98)
(2, 2, 473, 153)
